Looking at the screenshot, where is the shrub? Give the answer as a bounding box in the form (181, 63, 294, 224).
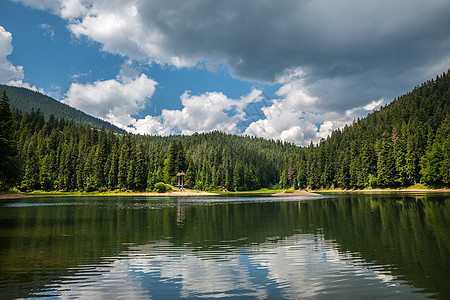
(155, 182, 172, 193)
(284, 187, 295, 193)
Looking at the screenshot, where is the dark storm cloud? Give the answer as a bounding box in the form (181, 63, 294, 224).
(17, 0, 450, 113)
(137, 0, 450, 109)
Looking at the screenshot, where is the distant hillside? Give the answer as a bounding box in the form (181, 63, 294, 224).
(11, 107, 297, 191)
(281, 70, 450, 189)
(0, 84, 126, 133)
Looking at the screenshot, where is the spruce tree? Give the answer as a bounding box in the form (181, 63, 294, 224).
(377, 132, 396, 187)
(134, 142, 148, 191)
(167, 141, 179, 176)
(0, 90, 21, 188)
(108, 144, 119, 189)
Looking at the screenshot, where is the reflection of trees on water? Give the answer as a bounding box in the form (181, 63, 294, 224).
(0, 194, 448, 298)
(176, 199, 185, 228)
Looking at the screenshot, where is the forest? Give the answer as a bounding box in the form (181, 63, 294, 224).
(0, 71, 449, 192)
(279, 71, 450, 189)
(0, 91, 297, 191)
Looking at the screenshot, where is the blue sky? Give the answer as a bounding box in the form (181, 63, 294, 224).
(1, 0, 449, 145)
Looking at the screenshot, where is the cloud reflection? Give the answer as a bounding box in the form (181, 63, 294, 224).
(51, 234, 424, 299)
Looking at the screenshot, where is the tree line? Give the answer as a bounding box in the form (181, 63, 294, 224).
(0, 92, 296, 191)
(1, 71, 449, 192)
(280, 71, 450, 189)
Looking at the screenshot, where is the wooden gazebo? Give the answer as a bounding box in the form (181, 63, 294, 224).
(176, 171, 186, 189)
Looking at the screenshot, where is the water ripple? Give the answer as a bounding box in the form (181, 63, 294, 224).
(18, 233, 431, 299)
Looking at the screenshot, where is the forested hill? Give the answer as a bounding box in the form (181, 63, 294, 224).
(0, 84, 126, 133)
(280, 71, 450, 189)
(6, 100, 298, 191)
(1, 71, 449, 192)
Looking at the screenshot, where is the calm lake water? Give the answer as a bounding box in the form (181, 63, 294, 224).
(0, 193, 449, 299)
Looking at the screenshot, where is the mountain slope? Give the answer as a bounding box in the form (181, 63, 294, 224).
(0, 84, 126, 133)
(280, 70, 450, 189)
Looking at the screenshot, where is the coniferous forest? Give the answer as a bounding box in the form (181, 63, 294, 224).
(280, 71, 450, 189)
(0, 90, 297, 191)
(0, 71, 449, 192)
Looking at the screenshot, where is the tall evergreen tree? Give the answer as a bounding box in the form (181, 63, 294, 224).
(134, 142, 148, 191)
(376, 132, 396, 187)
(167, 141, 179, 176)
(0, 90, 21, 188)
(20, 138, 39, 190)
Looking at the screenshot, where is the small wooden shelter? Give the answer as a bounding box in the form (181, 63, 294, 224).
(176, 171, 186, 189)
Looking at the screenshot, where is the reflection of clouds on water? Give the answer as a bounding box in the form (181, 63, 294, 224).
(252, 234, 331, 298)
(51, 235, 425, 299)
(249, 235, 406, 299)
(128, 241, 268, 298)
(49, 260, 151, 299)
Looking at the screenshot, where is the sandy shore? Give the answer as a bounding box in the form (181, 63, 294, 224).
(2, 188, 448, 200)
(272, 190, 321, 197)
(0, 193, 33, 200)
(0, 189, 217, 199)
(124, 189, 217, 196)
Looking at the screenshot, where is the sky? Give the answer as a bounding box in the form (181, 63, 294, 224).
(0, 0, 449, 145)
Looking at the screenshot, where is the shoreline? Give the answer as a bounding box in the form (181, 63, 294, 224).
(314, 188, 450, 193)
(1, 187, 449, 200)
(0, 193, 33, 200)
(272, 190, 321, 196)
(0, 189, 217, 199)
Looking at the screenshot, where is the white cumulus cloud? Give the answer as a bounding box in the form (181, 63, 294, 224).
(0, 26, 24, 83)
(245, 73, 385, 145)
(0, 26, 44, 93)
(62, 73, 157, 130)
(61, 72, 261, 137)
(161, 89, 261, 135)
(129, 89, 262, 136)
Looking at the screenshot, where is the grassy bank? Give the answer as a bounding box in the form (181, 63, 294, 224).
(0, 188, 283, 199)
(0, 188, 217, 199)
(211, 188, 283, 195)
(2, 185, 449, 200)
(312, 184, 450, 193)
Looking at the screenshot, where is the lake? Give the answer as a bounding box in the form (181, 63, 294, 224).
(0, 192, 448, 299)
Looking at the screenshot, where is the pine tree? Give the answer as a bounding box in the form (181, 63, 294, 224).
(0, 90, 21, 188)
(39, 154, 53, 191)
(420, 142, 441, 184)
(184, 157, 196, 188)
(437, 117, 450, 184)
(377, 132, 396, 187)
(394, 124, 408, 185)
(361, 139, 376, 186)
(405, 121, 420, 184)
(108, 144, 119, 189)
(233, 163, 242, 191)
(93, 128, 107, 189)
(134, 142, 148, 191)
(224, 168, 231, 190)
(127, 158, 135, 190)
(163, 157, 171, 184)
(176, 148, 187, 173)
(167, 141, 179, 176)
(421, 116, 449, 185)
(118, 136, 133, 189)
(20, 138, 39, 191)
